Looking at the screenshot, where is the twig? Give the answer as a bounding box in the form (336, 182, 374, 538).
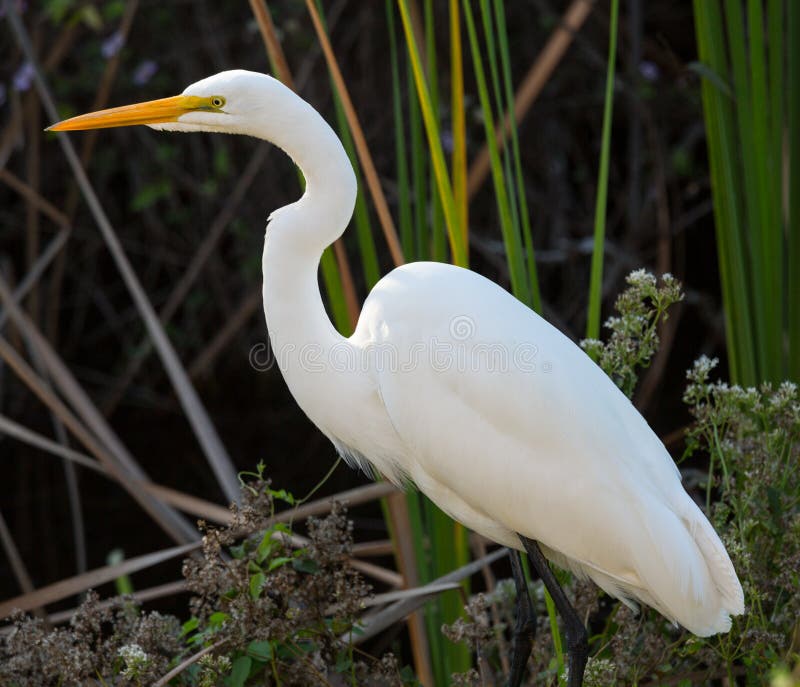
(384, 491, 434, 686)
(153, 638, 229, 686)
(0, 414, 102, 473)
(24, 74, 41, 323)
(267, 481, 397, 527)
(350, 539, 394, 557)
(249, 0, 294, 85)
(0, 227, 70, 331)
(0, 509, 46, 620)
(0, 541, 201, 618)
(0, 168, 70, 227)
(349, 547, 510, 644)
(37, 580, 188, 627)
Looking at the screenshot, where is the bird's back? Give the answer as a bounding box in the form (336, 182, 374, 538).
(350, 261, 744, 636)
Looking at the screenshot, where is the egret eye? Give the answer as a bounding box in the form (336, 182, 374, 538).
(210, 96, 225, 109)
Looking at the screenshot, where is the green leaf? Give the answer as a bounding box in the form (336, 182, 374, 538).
(230, 543, 248, 560)
(256, 532, 274, 564)
(400, 665, 422, 686)
(249, 572, 266, 600)
(208, 611, 229, 628)
(228, 656, 252, 687)
(334, 650, 352, 673)
(180, 617, 199, 637)
(267, 556, 293, 572)
(292, 557, 320, 574)
(106, 548, 134, 596)
(269, 488, 295, 505)
(247, 640, 273, 662)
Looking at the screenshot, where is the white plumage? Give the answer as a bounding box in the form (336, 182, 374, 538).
(49, 69, 744, 661)
(244, 68, 743, 636)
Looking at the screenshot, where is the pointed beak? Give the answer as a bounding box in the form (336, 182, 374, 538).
(46, 94, 208, 131)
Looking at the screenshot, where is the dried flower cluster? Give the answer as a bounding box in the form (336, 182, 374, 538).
(0, 473, 412, 686)
(182, 476, 386, 686)
(0, 592, 182, 686)
(682, 356, 800, 680)
(581, 269, 683, 398)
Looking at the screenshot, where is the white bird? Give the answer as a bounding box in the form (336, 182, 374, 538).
(49, 70, 744, 687)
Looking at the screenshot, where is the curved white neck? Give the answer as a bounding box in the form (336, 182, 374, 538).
(258, 85, 357, 434)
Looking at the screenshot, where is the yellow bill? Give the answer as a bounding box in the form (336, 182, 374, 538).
(47, 94, 214, 131)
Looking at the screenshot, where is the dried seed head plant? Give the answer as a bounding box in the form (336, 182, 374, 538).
(0, 471, 414, 686)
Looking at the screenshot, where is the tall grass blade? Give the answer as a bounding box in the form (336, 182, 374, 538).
(388, 0, 415, 259)
(319, 249, 352, 333)
(766, 0, 784, 378)
(790, 0, 800, 381)
(398, 0, 467, 266)
(693, 0, 795, 384)
(450, 0, 468, 242)
(492, 0, 542, 312)
(694, 1, 752, 383)
(745, 0, 779, 380)
(408, 58, 427, 260)
(424, 0, 448, 263)
(466, 0, 594, 200)
(586, 0, 619, 340)
(462, 0, 531, 305)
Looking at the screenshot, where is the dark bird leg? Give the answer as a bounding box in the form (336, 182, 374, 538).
(508, 549, 537, 687)
(519, 535, 588, 687)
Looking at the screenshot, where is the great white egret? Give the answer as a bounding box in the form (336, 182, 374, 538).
(49, 70, 744, 687)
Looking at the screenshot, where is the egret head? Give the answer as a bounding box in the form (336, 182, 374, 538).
(47, 70, 290, 136)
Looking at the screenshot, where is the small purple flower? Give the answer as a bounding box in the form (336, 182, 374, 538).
(101, 31, 125, 59)
(13, 62, 34, 92)
(638, 61, 660, 82)
(441, 130, 454, 153)
(132, 60, 158, 86)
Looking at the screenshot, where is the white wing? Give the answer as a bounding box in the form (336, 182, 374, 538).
(351, 261, 743, 636)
